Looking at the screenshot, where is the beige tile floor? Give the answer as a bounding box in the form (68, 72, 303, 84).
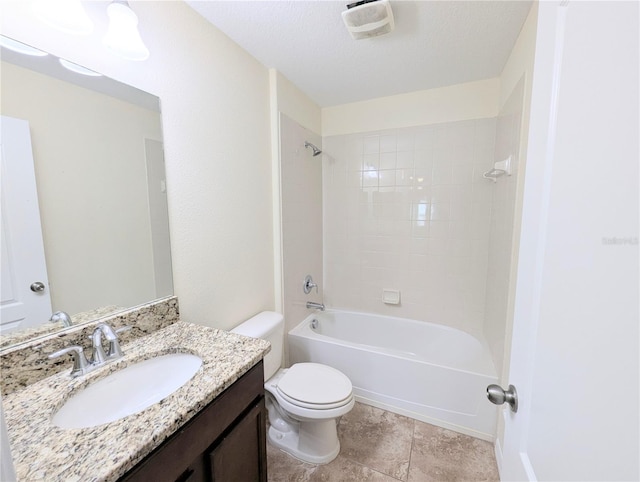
(267, 402, 499, 482)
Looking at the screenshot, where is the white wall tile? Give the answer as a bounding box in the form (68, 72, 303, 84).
(363, 135, 380, 154)
(378, 170, 396, 187)
(379, 152, 397, 170)
(397, 130, 416, 152)
(380, 133, 397, 153)
(323, 118, 496, 334)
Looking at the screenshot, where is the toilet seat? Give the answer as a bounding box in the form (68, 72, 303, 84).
(276, 387, 352, 410)
(265, 364, 355, 421)
(276, 363, 353, 409)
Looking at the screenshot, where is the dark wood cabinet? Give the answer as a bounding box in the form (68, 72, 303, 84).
(119, 361, 267, 482)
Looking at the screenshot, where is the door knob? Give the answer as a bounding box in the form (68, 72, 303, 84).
(30, 282, 46, 293)
(487, 384, 518, 413)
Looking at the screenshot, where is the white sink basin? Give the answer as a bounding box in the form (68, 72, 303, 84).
(52, 353, 202, 429)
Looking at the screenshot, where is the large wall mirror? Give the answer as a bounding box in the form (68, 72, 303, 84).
(0, 36, 173, 349)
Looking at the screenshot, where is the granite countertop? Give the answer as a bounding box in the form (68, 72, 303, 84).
(0, 305, 126, 349)
(3, 321, 270, 482)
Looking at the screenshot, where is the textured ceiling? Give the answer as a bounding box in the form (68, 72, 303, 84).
(186, 1, 533, 107)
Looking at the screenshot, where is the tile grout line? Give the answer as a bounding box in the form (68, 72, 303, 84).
(405, 418, 417, 482)
(341, 455, 404, 482)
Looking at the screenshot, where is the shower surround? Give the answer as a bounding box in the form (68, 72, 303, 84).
(322, 118, 497, 337)
(278, 92, 525, 440)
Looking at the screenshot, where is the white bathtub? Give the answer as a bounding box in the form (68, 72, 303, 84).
(288, 310, 498, 440)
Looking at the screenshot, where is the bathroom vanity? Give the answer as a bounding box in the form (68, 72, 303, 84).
(2, 321, 270, 481)
(120, 361, 267, 482)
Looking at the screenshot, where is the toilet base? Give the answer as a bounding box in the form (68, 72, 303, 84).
(267, 421, 340, 465)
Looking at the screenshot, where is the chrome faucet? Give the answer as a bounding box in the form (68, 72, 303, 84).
(306, 301, 325, 311)
(90, 323, 130, 362)
(49, 311, 73, 327)
(48, 323, 131, 377)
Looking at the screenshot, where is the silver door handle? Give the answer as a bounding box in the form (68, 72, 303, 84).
(487, 384, 518, 413)
(30, 282, 45, 293)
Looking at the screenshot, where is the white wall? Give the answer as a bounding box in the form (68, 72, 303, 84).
(322, 78, 500, 136)
(279, 114, 323, 363)
(483, 78, 525, 376)
(270, 72, 322, 361)
(268, 70, 322, 315)
(1, 1, 274, 329)
(2, 61, 161, 315)
(499, 3, 538, 112)
(274, 70, 322, 136)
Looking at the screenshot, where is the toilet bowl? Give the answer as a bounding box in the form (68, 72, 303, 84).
(265, 363, 354, 463)
(231, 312, 354, 464)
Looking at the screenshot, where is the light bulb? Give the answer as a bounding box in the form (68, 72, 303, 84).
(103, 1, 150, 61)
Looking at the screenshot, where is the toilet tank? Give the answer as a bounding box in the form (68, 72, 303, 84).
(230, 311, 284, 380)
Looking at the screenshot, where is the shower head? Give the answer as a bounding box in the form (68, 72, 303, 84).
(304, 141, 322, 157)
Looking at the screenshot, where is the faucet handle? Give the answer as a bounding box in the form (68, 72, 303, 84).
(48, 346, 89, 377)
(107, 325, 131, 358)
(115, 325, 132, 336)
(303, 275, 318, 294)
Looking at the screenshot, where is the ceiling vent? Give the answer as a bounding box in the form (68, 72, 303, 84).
(342, 0, 395, 40)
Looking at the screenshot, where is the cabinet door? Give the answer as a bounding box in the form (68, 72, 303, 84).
(209, 399, 267, 482)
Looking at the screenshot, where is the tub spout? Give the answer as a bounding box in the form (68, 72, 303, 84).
(306, 301, 325, 311)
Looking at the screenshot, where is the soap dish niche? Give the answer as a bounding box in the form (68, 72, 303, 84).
(382, 289, 400, 305)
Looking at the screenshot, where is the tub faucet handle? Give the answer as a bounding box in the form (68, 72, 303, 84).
(303, 275, 318, 294)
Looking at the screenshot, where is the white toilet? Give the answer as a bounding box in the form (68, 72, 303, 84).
(231, 311, 354, 464)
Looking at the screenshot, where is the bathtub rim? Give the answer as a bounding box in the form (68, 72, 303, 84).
(290, 308, 497, 379)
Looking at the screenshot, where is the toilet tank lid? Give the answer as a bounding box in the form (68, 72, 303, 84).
(230, 311, 283, 338)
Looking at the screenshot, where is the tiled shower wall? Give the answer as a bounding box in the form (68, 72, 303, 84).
(323, 119, 497, 335)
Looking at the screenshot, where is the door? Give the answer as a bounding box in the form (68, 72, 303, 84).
(500, 2, 639, 480)
(209, 400, 267, 482)
(0, 116, 52, 333)
(144, 138, 173, 299)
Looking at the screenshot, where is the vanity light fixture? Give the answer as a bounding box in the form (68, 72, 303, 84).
(59, 58, 102, 77)
(32, 0, 94, 36)
(103, 0, 150, 61)
(0, 36, 48, 56)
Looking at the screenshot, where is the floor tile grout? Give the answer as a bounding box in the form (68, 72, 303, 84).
(406, 418, 417, 482)
(267, 401, 499, 482)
